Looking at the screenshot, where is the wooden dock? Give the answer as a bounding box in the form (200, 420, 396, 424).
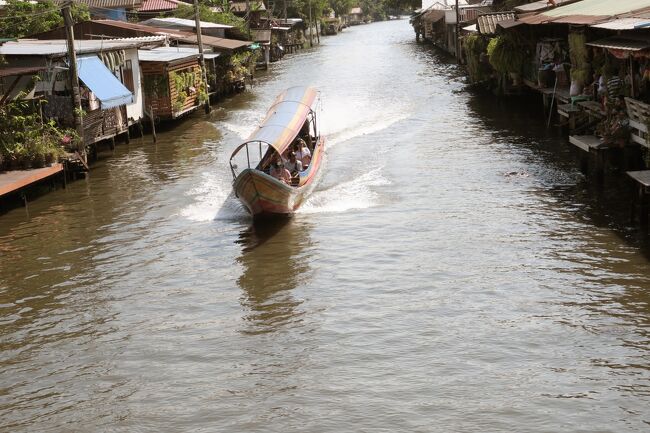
(0, 164, 64, 198)
(569, 135, 607, 153)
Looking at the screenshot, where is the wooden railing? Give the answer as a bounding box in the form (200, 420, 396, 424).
(625, 97, 650, 147)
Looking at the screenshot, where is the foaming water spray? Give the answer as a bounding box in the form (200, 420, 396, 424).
(299, 166, 391, 214)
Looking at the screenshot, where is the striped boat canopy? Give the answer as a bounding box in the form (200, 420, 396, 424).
(240, 86, 318, 155)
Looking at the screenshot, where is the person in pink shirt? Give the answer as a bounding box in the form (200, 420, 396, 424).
(269, 157, 291, 184)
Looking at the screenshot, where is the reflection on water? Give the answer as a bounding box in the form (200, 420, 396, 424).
(236, 219, 312, 334)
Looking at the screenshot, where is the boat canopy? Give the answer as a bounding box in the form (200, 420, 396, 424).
(234, 86, 318, 156)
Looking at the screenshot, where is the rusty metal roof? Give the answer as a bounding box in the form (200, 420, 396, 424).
(178, 34, 252, 51)
(477, 12, 515, 35)
(53, 0, 143, 7)
(136, 0, 182, 12)
(517, 0, 650, 26)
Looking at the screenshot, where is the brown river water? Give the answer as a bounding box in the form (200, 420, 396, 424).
(1, 19, 650, 432)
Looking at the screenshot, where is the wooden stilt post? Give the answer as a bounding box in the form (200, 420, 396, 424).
(595, 150, 605, 187)
(639, 183, 649, 233)
(148, 106, 157, 143)
(21, 192, 28, 218)
(194, 0, 211, 114)
(63, 3, 86, 164)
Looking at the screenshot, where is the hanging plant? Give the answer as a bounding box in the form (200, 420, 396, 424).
(463, 34, 489, 83)
(569, 32, 590, 84)
(170, 70, 199, 112)
(487, 35, 527, 75)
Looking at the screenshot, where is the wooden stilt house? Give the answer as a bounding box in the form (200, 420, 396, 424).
(138, 48, 205, 120)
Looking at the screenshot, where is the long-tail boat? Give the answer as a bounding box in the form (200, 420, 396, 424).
(229, 86, 325, 218)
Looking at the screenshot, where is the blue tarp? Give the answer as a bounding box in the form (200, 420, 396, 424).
(77, 56, 133, 109)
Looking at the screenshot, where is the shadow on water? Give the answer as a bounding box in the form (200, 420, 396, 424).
(466, 91, 650, 257)
(235, 218, 313, 334)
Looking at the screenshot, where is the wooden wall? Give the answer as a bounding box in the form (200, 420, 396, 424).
(141, 58, 201, 120)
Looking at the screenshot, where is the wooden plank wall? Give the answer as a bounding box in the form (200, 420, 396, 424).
(142, 61, 172, 119)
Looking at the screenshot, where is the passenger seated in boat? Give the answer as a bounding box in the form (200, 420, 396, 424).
(284, 151, 303, 175)
(293, 139, 311, 167)
(300, 123, 312, 149)
(269, 158, 291, 184)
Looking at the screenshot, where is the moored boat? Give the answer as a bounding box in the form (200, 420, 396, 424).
(229, 86, 325, 218)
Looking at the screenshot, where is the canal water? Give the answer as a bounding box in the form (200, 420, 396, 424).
(1, 19, 650, 432)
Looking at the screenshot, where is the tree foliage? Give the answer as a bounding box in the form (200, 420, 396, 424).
(0, 0, 89, 39)
(329, 0, 354, 17)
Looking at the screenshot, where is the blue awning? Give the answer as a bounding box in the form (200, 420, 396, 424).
(77, 55, 133, 109)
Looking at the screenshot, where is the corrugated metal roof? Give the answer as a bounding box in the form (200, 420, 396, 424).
(586, 36, 650, 51)
(350, 7, 362, 14)
(551, 14, 609, 24)
(141, 17, 233, 29)
(0, 39, 148, 56)
(138, 49, 198, 63)
(422, 9, 445, 23)
(497, 18, 522, 29)
(136, 0, 182, 12)
(591, 17, 650, 29)
(77, 55, 133, 109)
(514, 0, 577, 13)
(101, 36, 166, 44)
(138, 46, 219, 62)
(179, 34, 251, 51)
(477, 12, 515, 35)
(544, 0, 650, 17)
(53, 0, 143, 8)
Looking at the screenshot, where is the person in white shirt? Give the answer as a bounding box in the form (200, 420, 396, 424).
(293, 139, 311, 167)
(284, 151, 303, 175)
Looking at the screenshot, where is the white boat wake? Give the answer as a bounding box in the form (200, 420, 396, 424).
(299, 167, 390, 214)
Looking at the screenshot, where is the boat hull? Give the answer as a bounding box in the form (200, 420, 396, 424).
(233, 137, 325, 217)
